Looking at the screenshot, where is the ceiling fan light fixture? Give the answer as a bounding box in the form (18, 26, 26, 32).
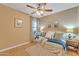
(36, 10, 44, 15)
(41, 5, 45, 9)
(36, 11, 41, 15)
(40, 11, 44, 14)
(26, 3, 52, 16)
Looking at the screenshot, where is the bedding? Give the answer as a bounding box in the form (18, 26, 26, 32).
(54, 32, 63, 40)
(44, 31, 66, 50)
(26, 37, 65, 56)
(45, 31, 55, 38)
(26, 42, 65, 56)
(47, 38, 67, 50)
(26, 43, 57, 56)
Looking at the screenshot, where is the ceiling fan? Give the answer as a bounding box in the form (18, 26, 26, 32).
(26, 3, 53, 16)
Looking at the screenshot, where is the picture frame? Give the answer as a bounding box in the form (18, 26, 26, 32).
(48, 24, 51, 28)
(15, 18, 23, 28)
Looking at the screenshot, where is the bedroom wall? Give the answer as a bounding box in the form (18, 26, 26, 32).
(77, 6, 79, 34)
(40, 7, 77, 33)
(0, 4, 32, 50)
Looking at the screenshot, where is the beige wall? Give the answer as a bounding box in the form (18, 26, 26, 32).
(0, 5, 32, 50)
(77, 6, 79, 34)
(40, 7, 77, 33)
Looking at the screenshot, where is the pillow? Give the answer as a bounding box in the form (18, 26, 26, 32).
(54, 33, 63, 40)
(37, 37, 45, 43)
(40, 38, 48, 46)
(41, 32, 46, 37)
(45, 31, 55, 38)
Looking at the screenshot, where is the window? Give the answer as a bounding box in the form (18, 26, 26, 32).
(32, 17, 40, 37)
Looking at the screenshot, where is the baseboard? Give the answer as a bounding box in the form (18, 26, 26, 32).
(0, 41, 30, 52)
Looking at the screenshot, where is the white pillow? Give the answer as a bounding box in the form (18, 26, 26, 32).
(54, 33, 63, 40)
(45, 31, 55, 38)
(40, 38, 48, 46)
(35, 37, 44, 43)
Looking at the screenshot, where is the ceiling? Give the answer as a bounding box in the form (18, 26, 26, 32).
(2, 3, 79, 18)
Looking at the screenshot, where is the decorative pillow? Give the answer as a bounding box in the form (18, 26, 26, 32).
(37, 37, 45, 43)
(40, 38, 48, 46)
(41, 32, 46, 37)
(54, 32, 63, 40)
(45, 31, 55, 39)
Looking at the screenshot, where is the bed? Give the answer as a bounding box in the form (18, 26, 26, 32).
(26, 31, 65, 56)
(26, 37, 65, 56)
(47, 38, 66, 50)
(45, 31, 67, 50)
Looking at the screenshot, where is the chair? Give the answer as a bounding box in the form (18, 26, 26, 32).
(66, 40, 78, 52)
(77, 42, 79, 54)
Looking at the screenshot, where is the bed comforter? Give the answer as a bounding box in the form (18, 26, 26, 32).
(26, 41, 65, 56)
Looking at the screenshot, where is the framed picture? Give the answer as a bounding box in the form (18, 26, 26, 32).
(48, 24, 51, 28)
(15, 18, 23, 28)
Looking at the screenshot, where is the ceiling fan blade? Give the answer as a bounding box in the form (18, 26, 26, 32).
(26, 5, 36, 9)
(31, 11, 36, 14)
(45, 9, 53, 12)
